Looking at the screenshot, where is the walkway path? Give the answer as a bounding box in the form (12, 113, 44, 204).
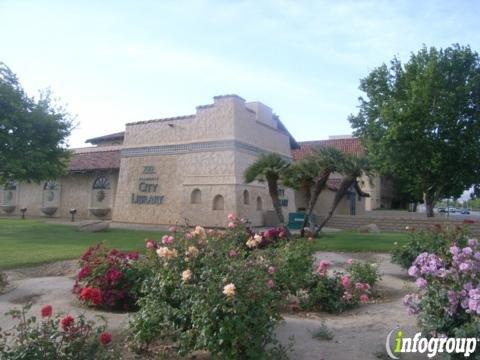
(0, 253, 422, 359)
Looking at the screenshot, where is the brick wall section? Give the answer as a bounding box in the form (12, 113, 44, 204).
(319, 215, 480, 236)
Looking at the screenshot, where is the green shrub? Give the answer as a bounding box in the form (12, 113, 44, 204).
(294, 258, 374, 313)
(0, 303, 116, 360)
(129, 216, 288, 359)
(0, 272, 6, 292)
(391, 225, 468, 269)
(346, 261, 381, 287)
(267, 239, 314, 295)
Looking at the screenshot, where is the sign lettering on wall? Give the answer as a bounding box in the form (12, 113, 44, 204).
(278, 188, 289, 207)
(131, 166, 164, 205)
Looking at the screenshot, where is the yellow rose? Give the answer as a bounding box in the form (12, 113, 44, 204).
(182, 269, 192, 282)
(223, 283, 236, 298)
(156, 247, 178, 259)
(193, 226, 207, 240)
(186, 246, 199, 258)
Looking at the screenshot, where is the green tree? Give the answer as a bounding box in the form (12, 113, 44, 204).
(301, 147, 346, 236)
(0, 63, 73, 184)
(244, 153, 289, 227)
(282, 159, 319, 213)
(315, 155, 372, 235)
(349, 44, 480, 217)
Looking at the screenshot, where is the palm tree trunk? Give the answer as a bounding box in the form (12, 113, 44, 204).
(314, 176, 355, 236)
(267, 178, 285, 225)
(300, 170, 331, 237)
(304, 184, 312, 212)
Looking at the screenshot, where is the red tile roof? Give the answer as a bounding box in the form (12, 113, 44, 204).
(68, 150, 121, 172)
(86, 132, 125, 144)
(292, 138, 364, 161)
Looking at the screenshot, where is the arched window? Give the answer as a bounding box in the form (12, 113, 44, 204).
(43, 180, 59, 204)
(4, 180, 16, 190)
(243, 190, 250, 205)
(191, 188, 201, 204)
(44, 180, 58, 191)
(3, 180, 17, 204)
(92, 176, 111, 190)
(212, 194, 224, 210)
(256, 196, 263, 211)
(92, 176, 111, 205)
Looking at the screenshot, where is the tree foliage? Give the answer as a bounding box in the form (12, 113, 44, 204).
(244, 153, 290, 225)
(0, 62, 73, 184)
(300, 147, 346, 236)
(349, 44, 480, 217)
(315, 154, 372, 234)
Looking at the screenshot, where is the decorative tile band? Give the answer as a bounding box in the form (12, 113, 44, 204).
(120, 140, 292, 161)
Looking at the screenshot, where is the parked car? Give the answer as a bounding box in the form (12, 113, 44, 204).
(448, 207, 456, 213)
(461, 209, 471, 214)
(438, 207, 447, 213)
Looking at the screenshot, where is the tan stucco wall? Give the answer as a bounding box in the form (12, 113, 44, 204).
(294, 187, 366, 218)
(0, 173, 118, 220)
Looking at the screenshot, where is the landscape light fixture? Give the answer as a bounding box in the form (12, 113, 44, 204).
(69, 208, 77, 222)
(20, 207, 27, 220)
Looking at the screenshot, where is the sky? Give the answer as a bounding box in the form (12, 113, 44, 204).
(1, 0, 480, 148)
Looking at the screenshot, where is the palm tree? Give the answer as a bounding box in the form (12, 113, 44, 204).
(314, 155, 372, 235)
(244, 153, 290, 226)
(301, 147, 346, 237)
(282, 159, 320, 211)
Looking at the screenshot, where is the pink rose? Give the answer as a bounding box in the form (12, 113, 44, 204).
(315, 260, 330, 275)
(341, 275, 350, 288)
(266, 279, 275, 288)
(162, 235, 174, 245)
(227, 213, 236, 221)
(346, 258, 353, 265)
(360, 294, 369, 303)
(268, 266, 276, 274)
(229, 249, 238, 257)
(169, 226, 177, 233)
(185, 232, 193, 239)
(228, 222, 235, 229)
(145, 240, 156, 249)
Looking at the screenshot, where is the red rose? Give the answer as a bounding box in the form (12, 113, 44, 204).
(41, 305, 53, 318)
(105, 268, 123, 283)
(78, 265, 91, 280)
(79, 287, 92, 300)
(90, 288, 102, 305)
(99, 331, 112, 345)
(60, 315, 74, 330)
(79, 287, 103, 305)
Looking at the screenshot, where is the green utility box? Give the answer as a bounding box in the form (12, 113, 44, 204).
(288, 212, 306, 229)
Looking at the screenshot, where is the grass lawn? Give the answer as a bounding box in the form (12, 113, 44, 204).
(0, 219, 165, 269)
(0, 219, 409, 269)
(309, 230, 409, 252)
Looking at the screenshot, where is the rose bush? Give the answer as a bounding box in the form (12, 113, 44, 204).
(346, 260, 381, 287)
(392, 224, 469, 269)
(299, 259, 373, 313)
(129, 215, 289, 359)
(0, 303, 116, 359)
(73, 244, 144, 311)
(404, 238, 480, 358)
